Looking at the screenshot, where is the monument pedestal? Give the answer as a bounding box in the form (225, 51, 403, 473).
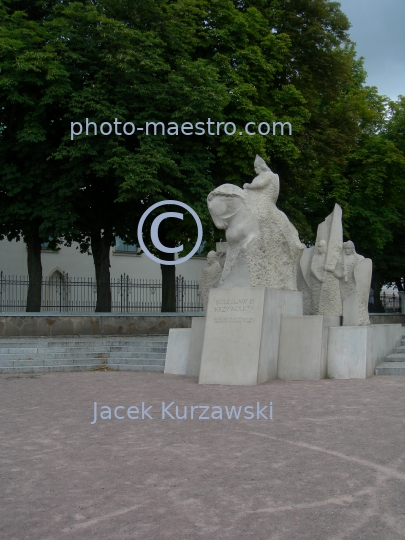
(278, 315, 324, 380)
(185, 317, 206, 377)
(327, 324, 402, 379)
(198, 287, 302, 385)
(277, 315, 341, 380)
(164, 328, 191, 375)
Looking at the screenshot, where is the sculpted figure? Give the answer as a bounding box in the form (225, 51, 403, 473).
(215, 242, 228, 268)
(242, 155, 304, 290)
(326, 241, 372, 325)
(198, 251, 223, 311)
(298, 204, 343, 316)
(310, 239, 328, 314)
(207, 184, 260, 287)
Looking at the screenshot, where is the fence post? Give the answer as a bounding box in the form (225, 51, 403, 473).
(399, 291, 405, 314)
(65, 273, 69, 312)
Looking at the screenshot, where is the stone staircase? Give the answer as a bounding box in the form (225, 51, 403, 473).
(375, 333, 405, 375)
(0, 336, 168, 374)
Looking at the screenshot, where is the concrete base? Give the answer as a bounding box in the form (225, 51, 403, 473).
(278, 315, 324, 380)
(327, 324, 402, 379)
(185, 317, 206, 378)
(0, 313, 203, 336)
(164, 329, 192, 375)
(343, 292, 360, 326)
(321, 315, 341, 377)
(261, 289, 304, 381)
(199, 287, 302, 386)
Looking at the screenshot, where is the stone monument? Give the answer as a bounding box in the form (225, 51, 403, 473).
(242, 155, 304, 290)
(207, 184, 260, 287)
(199, 156, 304, 385)
(326, 240, 372, 326)
(165, 157, 401, 383)
(215, 242, 228, 268)
(198, 251, 222, 312)
(298, 204, 342, 316)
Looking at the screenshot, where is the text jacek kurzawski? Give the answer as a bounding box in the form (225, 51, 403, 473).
(90, 402, 273, 423)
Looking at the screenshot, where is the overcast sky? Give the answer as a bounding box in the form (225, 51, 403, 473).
(337, 0, 405, 100)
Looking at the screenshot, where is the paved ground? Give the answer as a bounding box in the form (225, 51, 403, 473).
(1, 371, 405, 540)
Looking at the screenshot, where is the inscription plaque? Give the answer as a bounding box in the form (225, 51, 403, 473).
(199, 287, 303, 385)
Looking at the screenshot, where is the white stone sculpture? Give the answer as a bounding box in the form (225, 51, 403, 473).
(326, 240, 372, 326)
(297, 246, 314, 315)
(198, 251, 222, 311)
(310, 239, 328, 314)
(207, 156, 304, 290)
(243, 155, 304, 289)
(207, 183, 261, 287)
(298, 204, 343, 316)
(215, 242, 228, 268)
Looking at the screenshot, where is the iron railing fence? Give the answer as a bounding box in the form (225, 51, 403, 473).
(2, 271, 401, 314)
(0, 272, 203, 313)
(368, 291, 402, 313)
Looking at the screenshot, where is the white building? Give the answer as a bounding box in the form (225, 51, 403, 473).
(0, 237, 206, 281)
(0, 238, 207, 312)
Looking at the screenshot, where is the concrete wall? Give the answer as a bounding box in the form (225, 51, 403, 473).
(0, 314, 204, 337)
(369, 314, 405, 325)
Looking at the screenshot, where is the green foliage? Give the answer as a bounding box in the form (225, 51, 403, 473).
(0, 1, 74, 244)
(1, 0, 403, 294)
(344, 94, 405, 287)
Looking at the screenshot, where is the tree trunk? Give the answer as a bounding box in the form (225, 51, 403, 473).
(91, 230, 113, 312)
(25, 231, 43, 312)
(160, 251, 176, 312)
(371, 269, 384, 313)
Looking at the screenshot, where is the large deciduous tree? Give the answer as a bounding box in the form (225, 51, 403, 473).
(0, 2, 74, 311)
(2, 0, 400, 314)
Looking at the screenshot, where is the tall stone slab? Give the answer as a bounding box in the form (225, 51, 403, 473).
(185, 317, 206, 378)
(164, 328, 192, 375)
(199, 287, 302, 386)
(313, 204, 343, 315)
(278, 315, 324, 380)
(341, 258, 372, 326)
(298, 246, 314, 315)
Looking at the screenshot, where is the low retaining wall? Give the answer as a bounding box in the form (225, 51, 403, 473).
(0, 313, 203, 337)
(0, 312, 402, 337)
(369, 314, 405, 325)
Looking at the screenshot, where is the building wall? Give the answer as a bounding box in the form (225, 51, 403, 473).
(0, 239, 207, 282)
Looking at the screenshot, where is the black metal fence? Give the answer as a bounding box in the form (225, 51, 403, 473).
(0, 272, 203, 313)
(368, 290, 402, 313)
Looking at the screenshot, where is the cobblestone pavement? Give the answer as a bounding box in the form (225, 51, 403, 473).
(1, 371, 405, 540)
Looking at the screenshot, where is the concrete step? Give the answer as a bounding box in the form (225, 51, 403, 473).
(0, 364, 104, 374)
(0, 363, 165, 374)
(0, 357, 165, 368)
(0, 336, 168, 373)
(385, 353, 405, 362)
(0, 350, 167, 361)
(0, 337, 168, 345)
(375, 362, 405, 375)
(0, 341, 168, 350)
(104, 364, 164, 372)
